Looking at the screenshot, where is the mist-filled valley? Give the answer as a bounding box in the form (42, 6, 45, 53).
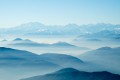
(0, 22, 120, 80)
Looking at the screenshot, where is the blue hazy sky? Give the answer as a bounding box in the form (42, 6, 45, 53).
(0, 0, 120, 27)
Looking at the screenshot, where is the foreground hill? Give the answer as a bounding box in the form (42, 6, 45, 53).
(21, 68, 120, 80)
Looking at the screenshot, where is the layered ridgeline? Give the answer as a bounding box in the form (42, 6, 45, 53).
(0, 47, 84, 80)
(0, 47, 83, 68)
(0, 47, 61, 80)
(4, 38, 88, 55)
(21, 68, 120, 80)
(0, 47, 60, 68)
(79, 47, 120, 74)
(1, 46, 120, 80)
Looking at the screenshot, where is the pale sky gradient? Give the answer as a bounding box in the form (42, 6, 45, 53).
(0, 0, 120, 28)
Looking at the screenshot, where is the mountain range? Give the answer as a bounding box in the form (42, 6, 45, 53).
(1, 46, 120, 80)
(0, 22, 120, 36)
(0, 47, 85, 80)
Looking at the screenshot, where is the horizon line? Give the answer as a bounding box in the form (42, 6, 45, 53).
(0, 22, 120, 28)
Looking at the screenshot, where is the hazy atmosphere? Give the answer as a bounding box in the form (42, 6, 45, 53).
(0, 0, 120, 80)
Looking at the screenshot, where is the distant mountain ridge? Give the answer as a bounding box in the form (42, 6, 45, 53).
(7, 38, 88, 49)
(0, 22, 120, 36)
(8, 38, 49, 47)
